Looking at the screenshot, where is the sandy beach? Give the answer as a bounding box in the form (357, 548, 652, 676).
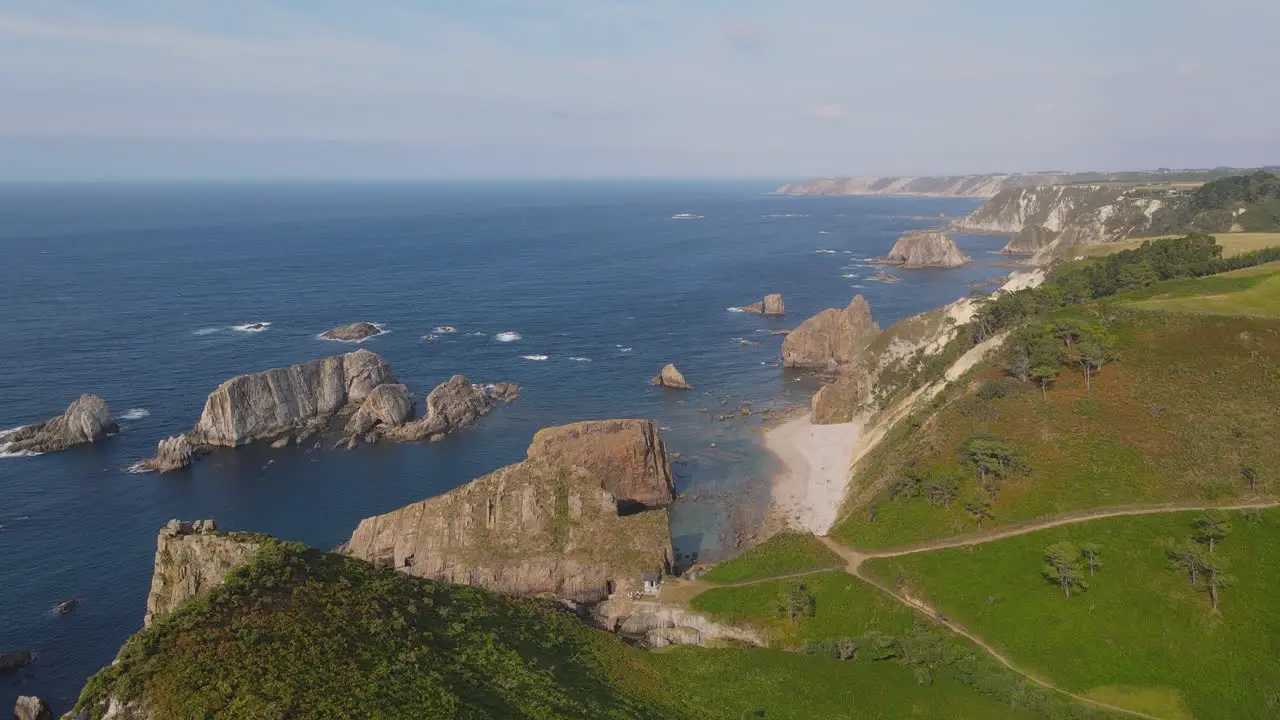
(765, 414, 862, 535)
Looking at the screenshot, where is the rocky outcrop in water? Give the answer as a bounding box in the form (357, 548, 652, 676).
(0, 394, 118, 454)
(380, 375, 505, 443)
(143, 519, 262, 627)
(885, 231, 970, 268)
(739, 293, 786, 315)
(320, 322, 383, 342)
(781, 296, 880, 370)
(13, 696, 51, 720)
(345, 420, 674, 603)
(344, 384, 413, 436)
(0, 649, 31, 672)
(650, 363, 692, 390)
(142, 350, 397, 471)
(526, 419, 675, 508)
(487, 382, 521, 403)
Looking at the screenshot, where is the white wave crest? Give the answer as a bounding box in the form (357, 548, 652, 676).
(232, 322, 272, 333)
(814, 249, 836, 254)
(124, 461, 154, 474)
(842, 273, 857, 278)
(618, 347, 633, 353)
(495, 332, 522, 343)
(193, 327, 221, 336)
(818, 230, 830, 235)
(567, 356, 592, 362)
(521, 354, 549, 361)
(725, 307, 745, 313)
(119, 408, 150, 421)
(434, 326, 457, 334)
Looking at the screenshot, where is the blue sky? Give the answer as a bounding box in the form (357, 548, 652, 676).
(1, 0, 1278, 179)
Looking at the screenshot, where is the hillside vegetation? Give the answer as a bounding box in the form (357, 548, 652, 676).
(73, 539, 1053, 720)
(833, 237, 1280, 549)
(862, 509, 1280, 720)
(1147, 171, 1280, 234)
(700, 532, 843, 584)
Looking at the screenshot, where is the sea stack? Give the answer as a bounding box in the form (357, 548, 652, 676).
(781, 296, 880, 370)
(320, 322, 384, 342)
(0, 394, 118, 454)
(650, 363, 693, 390)
(739, 293, 786, 315)
(886, 230, 970, 268)
(345, 419, 675, 602)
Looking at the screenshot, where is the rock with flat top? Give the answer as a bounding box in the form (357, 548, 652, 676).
(886, 230, 970, 268)
(320, 322, 383, 341)
(782, 296, 881, 370)
(650, 363, 692, 390)
(0, 394, 118, 454)
(527, 419, 675, 507)
(13, 696, 51, 720)
(144, 519, 261, 627)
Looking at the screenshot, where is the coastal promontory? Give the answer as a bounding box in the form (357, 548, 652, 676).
(0, 394, 118, 454)
(345, 419, 675, 602)
(781, 295, 880, 369)
(885, 230, 970, 268)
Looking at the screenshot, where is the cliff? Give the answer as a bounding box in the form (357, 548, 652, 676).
(781, 296, 880, 369)
(773, 173, 1074, 198)
(1001, 225, 1058, 254)
(0, 394, 117, 454)
(345, 419, 674, 603)
(143, 519, 262, 627)
(885, 231, 970, 268)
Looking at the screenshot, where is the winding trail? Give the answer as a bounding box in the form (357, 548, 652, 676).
(700, 499, 1279, 720)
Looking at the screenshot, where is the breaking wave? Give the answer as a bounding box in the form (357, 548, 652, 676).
(434, 326, 457, 334)
(119, 408, 150, 421)
(521, 354, 549, 361)
(232, 322, 272, 333)
(495, 332, 522, 343)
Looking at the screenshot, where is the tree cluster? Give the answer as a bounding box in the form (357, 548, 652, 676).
(1040, 541, 1101, 598)
(1003, 319, 1117, 394)
(1166, 512, 1237, 611)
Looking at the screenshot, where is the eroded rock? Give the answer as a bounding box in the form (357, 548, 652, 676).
(0, 394, 118, 454)
(344, 384, 412, 436)
(320, 322, 383, 342)
(886, 230, 970, 268)
(650, 363, 692, 390)
(781, 296, 880, 369)
(527, 419, 675, 508)
(13, 696, 51, 720)
(811, 373, 872, 424)
(143, 519, 262, 627)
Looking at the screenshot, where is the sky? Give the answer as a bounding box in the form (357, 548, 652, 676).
(1, 0, 1278, 180)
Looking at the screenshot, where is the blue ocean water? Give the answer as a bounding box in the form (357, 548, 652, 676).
(0, 181, 998, 711)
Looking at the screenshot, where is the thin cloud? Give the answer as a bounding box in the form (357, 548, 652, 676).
(806, 104, 844, 119)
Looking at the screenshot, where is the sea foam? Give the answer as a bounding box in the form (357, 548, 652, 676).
(193, 327, 221, 336)
(567, 356, 592, 362)
(521, 354, 549, 361)
(434, 326, 457, 334)
(119, 408, 150, 421)
(725, 307, 745, 313)
(232, 322, 272, 333)
(495, 332, 522, 343)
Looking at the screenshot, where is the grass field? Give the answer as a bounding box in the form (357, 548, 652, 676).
(1123, 261, 1280, 317)
(701, 532, 844, 584)
(831, 304, 1280, 549)
(862, 509, 1280, 719)
(1081, 232, 1280, 259)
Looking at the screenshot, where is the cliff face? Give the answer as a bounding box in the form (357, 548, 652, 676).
(773, 173, 1075, 198)
(1002, 225, 1059, 254)
(143, 520, 261, 627)
(781, 296, 880, 369)
(954, 185, 1166, 263)
(345, 420, 674, 603)
(885, 231, 970, 268)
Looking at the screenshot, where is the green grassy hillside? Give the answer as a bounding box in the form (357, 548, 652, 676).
(862, 509, 1280, 719)
(1123, 261, 1280, 317)
(700, 532, 843, 584)
(74, 539, 1054, 720)
(832, 297, 1280, 550)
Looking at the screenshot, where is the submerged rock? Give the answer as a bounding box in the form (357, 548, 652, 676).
(886, 230, 970, 268)
(13, 696, 50, 720)
(650, 363, 692, 390)
(0, 394, 118, 454)
(320, 322, 383, 341)
(345, 420, 675, 603)
(781, 296, 881, 370)
(0, 649, 32, 672)
(54, 598, 78, 614)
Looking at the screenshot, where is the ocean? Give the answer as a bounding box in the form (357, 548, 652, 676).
(0, 181, 997, 711)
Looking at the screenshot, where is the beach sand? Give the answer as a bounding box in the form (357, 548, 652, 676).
(765, 414, 862, 535)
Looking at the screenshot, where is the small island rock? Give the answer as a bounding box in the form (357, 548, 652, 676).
(13, 696, 51, 720)
(0, 394, 118, 454)
(486, 382, 521, 403)
(738, 293, 785, 315)
(885, 230, 970, 268)
(54, 598, 78, 614)
(650, 363, 692, 390)
(320, 322, 383, 342)
(0, 649, 32, 672)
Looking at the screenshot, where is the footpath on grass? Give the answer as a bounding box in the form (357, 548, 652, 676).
(691, 499, 1280, 720)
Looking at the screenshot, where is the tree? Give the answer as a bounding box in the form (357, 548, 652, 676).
(1192, 512, 1233, 553)
(1080, 542, 1103, 576)
(1243, 466, 1258, 491)
(923, 473, 960, 510)
(964, 493, 993, 529)
(1199, 553, 1236, 612)
(1072, 324, 1117, 391)
(960, 437, 1019, 500)
(1042, 542, 1088, 598)
(1167, 539, 1210, 585)
(776, 582, 815, 626)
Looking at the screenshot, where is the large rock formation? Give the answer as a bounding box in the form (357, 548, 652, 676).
(13, 696, 51, 720)
(781, 296, 880, 370)
(142, 350, 398, 470)
(345, 420, 675, 603)
(885, 231, 970, 268)
(526, 419, 675, 508)
(320, 322, 383, 342)
(0, 394, 118, 454)
(739, 293, 785, 315)
(649, 363, 692, 390)
(344, 383, 413, 436)
(380, 375, 509, 443)
(143, 519, 262, 627)
(811, 373, 872, 424)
